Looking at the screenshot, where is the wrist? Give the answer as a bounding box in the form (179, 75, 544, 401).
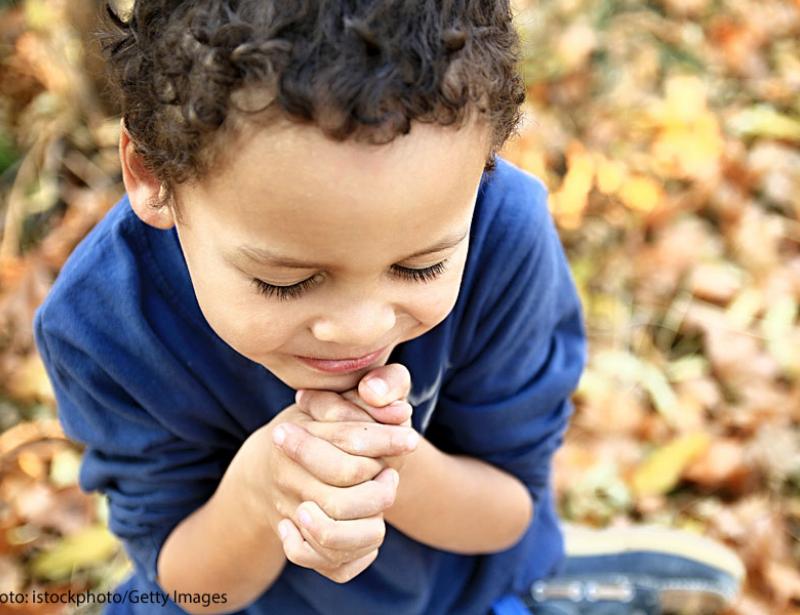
(384, 434, 434, 523)
(231, 425, 282, 535)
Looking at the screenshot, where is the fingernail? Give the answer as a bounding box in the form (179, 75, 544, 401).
(298, 508, 312, 528)
(278, 520, 289, 540)
(389, 469, 399, 485)
(406, 431, 420, 449)
(366, 378, 388, 398)
(295, 389, 306, 405)
(273, 426, 286, 446)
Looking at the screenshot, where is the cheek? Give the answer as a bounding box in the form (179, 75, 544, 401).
(176, 224, 298, 359)
(203, 292, 297, 356)
(184, 255, 294, 356)
(403, 264, 465, 328)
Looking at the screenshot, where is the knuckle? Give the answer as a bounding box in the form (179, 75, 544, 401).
(326, 551, 347, 568)
(328, 570, 350, 584)
(353, 460, 378, 484)
(287, 432, 307, 461)
(317, 526, 334, 549)
(315, 392, 348, 421)
(325, 406, 347, 421)
(330, 425, 353, 449)
(282, 543, 302, 566)
(380, 488, 396, 510)
(337, 463, 360, 486)
(389, 428, 407, 451)
(274, 469, 291, 492)
(275, 499, 292, 518)
(322, 562, 349, 583)
(321, 495, 343, 520)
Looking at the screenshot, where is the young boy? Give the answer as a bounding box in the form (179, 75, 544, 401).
(34, 2, 743, 614)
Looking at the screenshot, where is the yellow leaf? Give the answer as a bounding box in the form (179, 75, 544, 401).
(29, 525, 120, 581)
(594, 155, 627, 194)
(728, 105, 800, 142)
(646, 75, 723, 181)
(618, 175, 664, 212)
(24, 0, 57, 31)
(651, 112, 723, 181)
(631, 432, 711, 498)
(550, 142, 595, 228)
(651, 74, 710, 128)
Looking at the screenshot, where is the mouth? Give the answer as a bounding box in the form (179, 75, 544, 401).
(294, 346, 388, 374)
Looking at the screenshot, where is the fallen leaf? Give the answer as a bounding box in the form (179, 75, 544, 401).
(689, 262, 745, 305)
(28, 525, 119, 581)
(618, 174, 664, 213)
(764, 561, 800, 607)
(728, 104, 800, 142)
(631, 432, 711, 498)
(684, 437, 753, 492)
(4, 352, 55, 406)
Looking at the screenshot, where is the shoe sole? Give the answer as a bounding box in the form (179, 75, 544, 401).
(560, 523, 745, 614)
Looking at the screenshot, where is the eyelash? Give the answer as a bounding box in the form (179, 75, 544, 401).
(250, 260, 450, 301)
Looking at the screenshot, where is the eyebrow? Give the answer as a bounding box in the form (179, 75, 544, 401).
(237, 227, 470, 269)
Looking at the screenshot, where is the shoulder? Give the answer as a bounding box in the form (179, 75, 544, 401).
(460, 155, 556, 308)
(471, 155, 552, 257)
(34, 195, 147, 345)
(447, 156, 576, 367)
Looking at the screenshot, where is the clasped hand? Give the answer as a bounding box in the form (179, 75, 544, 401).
(256, 364, 418, 583)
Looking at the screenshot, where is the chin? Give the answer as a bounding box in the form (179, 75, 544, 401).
(263, 362, 366, 394)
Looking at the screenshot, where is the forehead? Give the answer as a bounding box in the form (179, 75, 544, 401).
(181, 118, 491, 262)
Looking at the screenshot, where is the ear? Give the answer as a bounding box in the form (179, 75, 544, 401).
(119, 119, 175, 230)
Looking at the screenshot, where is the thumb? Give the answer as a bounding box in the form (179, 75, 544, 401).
(341, 390, 412, 426)
(374, 466, 400, 488)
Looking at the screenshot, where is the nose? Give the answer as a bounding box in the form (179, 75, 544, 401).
(311, 297, 396, 350)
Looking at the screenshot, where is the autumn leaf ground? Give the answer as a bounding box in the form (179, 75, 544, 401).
(0, 1, 798, 613)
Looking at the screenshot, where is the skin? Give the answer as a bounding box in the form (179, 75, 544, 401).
(120, 114, 514, 593)
(124, 115, 492, 394)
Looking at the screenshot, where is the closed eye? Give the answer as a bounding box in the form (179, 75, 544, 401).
(251, 260, 450, 301)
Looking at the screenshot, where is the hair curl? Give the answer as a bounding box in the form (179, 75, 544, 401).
(100, 0, 527, 216)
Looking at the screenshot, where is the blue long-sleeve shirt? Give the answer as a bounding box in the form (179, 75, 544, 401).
(33, 155, 587, 615)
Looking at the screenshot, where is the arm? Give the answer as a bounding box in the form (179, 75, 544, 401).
(36, 314, 287, 614)
(156, 442, 287, 614)
(384, 435, 533, 554)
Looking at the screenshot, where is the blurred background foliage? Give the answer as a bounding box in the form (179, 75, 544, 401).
(0, 0, 798, 613)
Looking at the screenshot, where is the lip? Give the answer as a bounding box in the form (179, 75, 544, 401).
(295, 346, 388, 374)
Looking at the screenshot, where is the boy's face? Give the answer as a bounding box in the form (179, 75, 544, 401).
(128, 118, 491, 393)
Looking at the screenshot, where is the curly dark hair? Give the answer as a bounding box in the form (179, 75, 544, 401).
(100, 1, 527, 217)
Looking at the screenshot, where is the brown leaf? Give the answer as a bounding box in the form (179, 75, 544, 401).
(689, 262, 745, 305)
(684, 302, 782, 394)
(4, 352, 55, 406)
(764, 561, 800, 608)
(574, 386, 647, 435)
(684, 437, 754, 493)
(0, 419, 65, 457)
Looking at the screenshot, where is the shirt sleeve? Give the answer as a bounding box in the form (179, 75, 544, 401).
(426, 180, 587, 507)
(33, 307, 230, 586)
